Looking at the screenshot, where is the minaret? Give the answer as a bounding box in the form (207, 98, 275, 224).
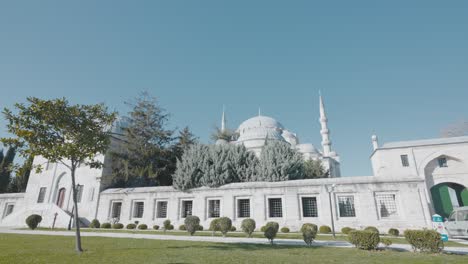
(221, 105, 226, 132)
(319, 94, 332, 156)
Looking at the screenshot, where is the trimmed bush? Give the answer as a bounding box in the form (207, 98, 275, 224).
(230, 226, 237, 232)
(153, 225, 160, 230)
(218, 217, 232, 237)
(184, 216, 200, 236)
(89, 219, 100, 228)
(381, 238, 393, 248)
(113, 223, 124, 229)
(348, 230, 380, 250)
(302, 224, 318, 246)
(163, 220, 172, 232)
(241, 218, 256, 238)
(138, 224, 148, 230)
(101, 223, 111, 229)
(179, 224, 186, 231)
(404, 229, 444, 253)
(281, 227, 290, 233)
(260, 226, 267, 232)
(168, 224, 174, 230)
(341, 227, 353, 235)
(301, 223, 318, 234)
(388, 228, 400, 237)
(197, 225, 204, 231)
(264, 222, 279, 245)
(364, 226, 379, 234)
(319, 225, 332, 234)
(126, 223, 136, 230)
(209, 218, 221, 235)
(26, 214, 42, 230)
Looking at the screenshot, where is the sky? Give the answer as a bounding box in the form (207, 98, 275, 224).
(0, 1, 467, 176)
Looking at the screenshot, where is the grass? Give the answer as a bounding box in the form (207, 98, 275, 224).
(1, 233, 467, 264)
(27, 227, 468, 248)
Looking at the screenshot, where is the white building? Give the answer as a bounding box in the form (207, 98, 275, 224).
(1, 96, 467, 233)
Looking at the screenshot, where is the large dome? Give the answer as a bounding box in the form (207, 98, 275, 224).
(236, 116, 285, 154)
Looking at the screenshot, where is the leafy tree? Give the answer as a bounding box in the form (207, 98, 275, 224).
(227, 145, 259, 182)
(111, 93, 176, 187)
(173, 144, 209, 191)
(8, 155, 34, 193)
(1, 97, 116, 253)
(0, 147, 16, 193)
(173, 126, 198, 160)
(257, 141, 305, 182)
(303, 159, 329, 179)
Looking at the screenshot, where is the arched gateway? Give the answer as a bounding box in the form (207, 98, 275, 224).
(430, 183, 468, 218)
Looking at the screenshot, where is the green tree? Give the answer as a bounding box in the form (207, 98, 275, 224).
(210, 126, 238, 142)
(257, 140, 305, 182)
(173, 126, 198, 160)
(0, 147, 16, 193)
(111, 93, 176, 187)
(303, 159, 329, 179)
(1, 97, 116, 253)
(8, 155, 34, 193)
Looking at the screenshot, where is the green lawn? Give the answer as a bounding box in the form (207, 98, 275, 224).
(28, 227, 468, 248)
(0, 234, 467, 264)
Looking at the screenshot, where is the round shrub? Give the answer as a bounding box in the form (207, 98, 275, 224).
(126, 223, 136, 230)
(179, 224, 186, 231)
(301, 223, 318, 234)
(230, 226, 237, 232)
(209, 218, 221, 235)
(138, 224, 148, 230)
(404, 229, 444, 253)
(197, 225, 204, 231)
(168, 224, 174, 230)
(348, 230, 380, 250)
(89, 219, 100, 228)
(319, 225, 332, 234)
(388, 228, 400, 237)
(381, 238, 393, 248)
(260, 226, 267, 232)
(163, 220, 172, 231)
(364, 226, 379, 234)
(184, 216, 200, 236)
(153, 225, 160, 230)
(113, 223, 124, 229)
(341, 227, 353, 235)
(241, 218, 256, 238)
(218, 217, 232, 237)
(26, 214, 42, 230)
(281, 227, 290, 233)
(264, 222, 279, 245)
(302, 224, 318, 246)
(101, 223, 111, 229)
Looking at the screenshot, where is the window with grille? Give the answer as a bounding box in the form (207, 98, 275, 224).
(76, 185, 84, 203)
(268, 198, 283, 218)
(156, 201, 168, 218)
(338, 196, 356, 217)
(208, 200, 220, 218)
(376, 194, 398, 218)
(111, 202, 122, 218)
(37, 187, 47, 203)
(133, 202, 144, 218)
(237, 199, 250, 218)
(182, 200, 193, 218)
(302, 197, 318, 217)
(400, 155, 409, 167)
(438, 157, 448, 168)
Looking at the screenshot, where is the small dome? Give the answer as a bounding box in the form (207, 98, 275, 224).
(236, 115, 285, 151)
(282, 130, 299, 146)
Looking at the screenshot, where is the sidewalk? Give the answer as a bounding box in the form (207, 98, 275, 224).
(1, 227, 467, 255)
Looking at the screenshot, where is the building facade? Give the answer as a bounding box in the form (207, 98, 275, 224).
(1, 97, 467, 233)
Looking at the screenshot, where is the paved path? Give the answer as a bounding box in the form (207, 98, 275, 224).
(1, 228, 468, 255)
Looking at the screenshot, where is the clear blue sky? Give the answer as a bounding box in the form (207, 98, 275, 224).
(0, 1, 467, 176)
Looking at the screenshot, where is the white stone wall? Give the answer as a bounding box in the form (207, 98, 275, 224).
(97, 177, 431, 233)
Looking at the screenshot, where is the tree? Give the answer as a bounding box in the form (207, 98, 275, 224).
(227, 145, 259, 182)
(303, 159, 329, 179)
(440, 120, 468, 137)
(111, 92, 176, 187)
(173, 126, 198, 160)
(1, 97, 116, 253)
(210, 126, 237, 142)
(173, 144, 209, 191)
(257, 140, 305, 182)
(0, 147, 16, 193)
(8, 155, 34, 193)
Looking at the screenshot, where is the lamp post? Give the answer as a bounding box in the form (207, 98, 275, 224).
(326, 184, 336, 239)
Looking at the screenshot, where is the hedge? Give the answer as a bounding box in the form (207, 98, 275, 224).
(101, 223, 111, 229)
(138, 224, 148, 230)
(126, 223, 136, 230)
(163, 220, 172, 231)
(113, 223, 124, 229)
(218, 217, 232, 237)
(153, 225, 160, 230)
(388, 228, 400, 237)
(179, 224, 186, 231)
(89, 219, 100, 229)
(364, 226, 379, 234)
(319, 225, 332, 234)
(341, 227, 353, 235)
(241, 218, 256, 238)
(184, 216, 200, 235)
(26, 214, 42, 230)
(281, 227, 290, 233)
(404, 229, 444, 253)
(348, 230, 380, 250)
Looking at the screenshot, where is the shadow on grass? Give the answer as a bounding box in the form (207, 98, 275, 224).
(166, 243, 317, 252)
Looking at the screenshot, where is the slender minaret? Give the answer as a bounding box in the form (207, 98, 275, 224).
(319, 94, 332, 156)
(221, 105, 226, 132)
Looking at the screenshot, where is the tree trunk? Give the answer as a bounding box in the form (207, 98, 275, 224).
(70, 166, 83, 253)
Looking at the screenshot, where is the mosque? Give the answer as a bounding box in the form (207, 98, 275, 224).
(1, 96, 467, 235)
